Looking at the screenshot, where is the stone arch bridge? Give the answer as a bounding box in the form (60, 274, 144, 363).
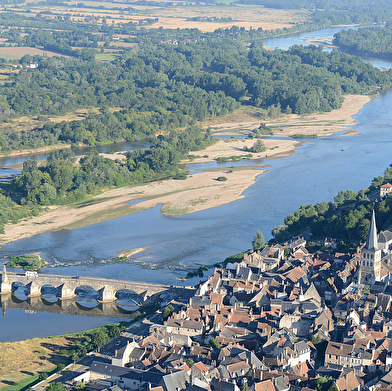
(0, 267, 187, 303)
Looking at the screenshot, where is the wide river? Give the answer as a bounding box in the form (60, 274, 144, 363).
(1, 26, 392, 342)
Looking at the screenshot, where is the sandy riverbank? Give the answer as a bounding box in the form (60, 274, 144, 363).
(0, 94, 371, 245)
(204, 94, 371, 137)
(1, 164, 269, 244)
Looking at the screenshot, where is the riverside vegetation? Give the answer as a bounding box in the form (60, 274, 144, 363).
(5, 254, 45, 271)
(0, 4, 390, 234)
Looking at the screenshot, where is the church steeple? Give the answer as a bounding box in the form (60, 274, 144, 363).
(366, 210, 378, 250)
(359, 210, 382, 285)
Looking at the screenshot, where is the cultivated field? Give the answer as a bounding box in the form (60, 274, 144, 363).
(5, 2, 309, 32)
(0, 47, 71, 60)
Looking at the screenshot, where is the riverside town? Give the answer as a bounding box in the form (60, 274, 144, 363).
(3, 0, 392, 390)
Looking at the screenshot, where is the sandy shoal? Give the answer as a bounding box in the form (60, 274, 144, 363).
(205, 94, 371, 137)
(189, 138, 297, 163)
(0, 94, 370, 244)
(1, 166, 268, 244)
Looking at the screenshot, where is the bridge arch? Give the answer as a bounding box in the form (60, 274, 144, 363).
(75, 285, 100, 299)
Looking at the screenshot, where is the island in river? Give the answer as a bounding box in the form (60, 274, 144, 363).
(0, 94, 371, 246)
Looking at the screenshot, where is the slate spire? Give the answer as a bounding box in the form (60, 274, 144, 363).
(366, 210, 378, 250)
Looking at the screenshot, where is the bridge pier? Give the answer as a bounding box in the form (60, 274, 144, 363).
(98, 286, 116, 303)
(27, 281, 41, 297)
(0, 266, 12, 295)
(58, 282, 76, 300)
(0, 293, 11, 316)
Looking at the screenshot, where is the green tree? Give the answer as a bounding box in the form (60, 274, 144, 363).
(315, 376, 333, 391)
(92, 330, 110, 348)
(209, 337, 221, 349)
(46, 383, 66, 391)
(185, 358, 194, 367)
(162, 304, 174, 321)
(252, 230, 265, 250)
(250, 140, 266, 153)
(362, 285, 371, 296)
(39, 372, 48, 381)
(240, 382, 249, 391)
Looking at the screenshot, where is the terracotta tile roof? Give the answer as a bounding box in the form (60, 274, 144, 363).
(381, 183, 392, 188)
(210, 292, 223, 304)
(254, 379, 276, 391)
(336, 371, 360, 391)
(291, 361, 310, 377)
(284, 266, 306, 283)
(370, 331, 387, 340)
(194, 361, 209, 373)
(178, 363, 191, 372)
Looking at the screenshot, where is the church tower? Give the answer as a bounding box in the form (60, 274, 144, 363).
(359, 210, 382, 285)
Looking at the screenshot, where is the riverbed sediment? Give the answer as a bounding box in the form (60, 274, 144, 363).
(0, 94, 371, 246)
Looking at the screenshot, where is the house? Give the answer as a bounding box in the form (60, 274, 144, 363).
(112, 340, 140, 367)
(380, 183, 392, 198)
(325, 341, 373, 368)
(165, 319, 205, 337)
(335, 370, 360, 391)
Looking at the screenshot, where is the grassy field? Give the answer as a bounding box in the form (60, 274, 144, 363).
(95, 52, 120, 61)
(0, 336, 75, 390)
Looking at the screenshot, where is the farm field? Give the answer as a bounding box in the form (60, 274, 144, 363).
(0, 47, 71, 60)
(5, 2, 309, 32)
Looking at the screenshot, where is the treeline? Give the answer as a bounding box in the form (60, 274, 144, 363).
(271, 165, 392, 246)
(334, 24, 392, 57)
(12, 126, 215, 205)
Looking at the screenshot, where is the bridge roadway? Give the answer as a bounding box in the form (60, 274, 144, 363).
(0, 267, 190, 303)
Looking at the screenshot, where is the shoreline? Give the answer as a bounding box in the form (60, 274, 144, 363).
(0, 94, 371, 246)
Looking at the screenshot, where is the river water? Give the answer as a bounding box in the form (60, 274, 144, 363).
(1, 26, 392, 341)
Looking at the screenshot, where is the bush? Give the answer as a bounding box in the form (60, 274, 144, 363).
(217, 176, 227, 181)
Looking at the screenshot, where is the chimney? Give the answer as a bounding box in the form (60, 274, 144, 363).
(114, 350, 118, 357)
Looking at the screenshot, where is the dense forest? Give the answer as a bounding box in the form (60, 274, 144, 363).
(271, 165, 392, 249)
(334, 24, 392, 57)
(0, 42, 389, 153)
